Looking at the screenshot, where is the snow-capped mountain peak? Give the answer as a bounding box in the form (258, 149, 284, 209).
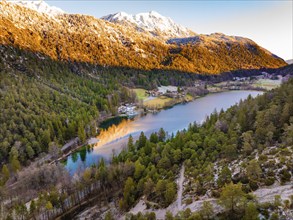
(101, 11, 195, 38)
(10, 0, 64, 17)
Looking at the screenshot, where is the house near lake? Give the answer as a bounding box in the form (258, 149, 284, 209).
(118, 103, 138, 117)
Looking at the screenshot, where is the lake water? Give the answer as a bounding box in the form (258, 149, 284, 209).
(65, 90, 262, 175)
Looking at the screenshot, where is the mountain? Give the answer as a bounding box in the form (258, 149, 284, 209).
(101, 11, 195, 39)
(11, 0, 64, 17)
(286, 59, 293, 65)
(0, 1, 287, 74)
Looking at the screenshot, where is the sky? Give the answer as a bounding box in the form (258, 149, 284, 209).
(48, 0, 292, 60)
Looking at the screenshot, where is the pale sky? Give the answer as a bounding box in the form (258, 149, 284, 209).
(48, 0, 292, 60)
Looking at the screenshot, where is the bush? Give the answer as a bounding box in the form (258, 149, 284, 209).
(243, 184, 252, 193)
(211, 190, 221, 198)
(258, 154, 268, 162)
(267, 169, 275, 177)
(268, 148, 278, 155)
(185, 198, 193, 205)
(249, 180, 259, 191)
(279, 169, 291, 184)
(280, 148, 290, 156)
(265, 177, 275, 186)
(270, 212, 279, 220)
(263, 160, 275, 169)
(238, 174, 249, 184)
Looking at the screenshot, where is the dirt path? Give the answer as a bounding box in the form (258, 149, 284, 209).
(177, 164, 185, 210)
(127, 165, 185, 219)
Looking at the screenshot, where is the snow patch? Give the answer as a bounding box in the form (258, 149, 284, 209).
(102, 11, 193, 38)
(11, 0, 64, 17)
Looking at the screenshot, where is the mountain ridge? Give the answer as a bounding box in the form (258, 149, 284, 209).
(10, 0, 64, 17)
(101, 10, 195, 39)
(0, 1, 287, 74)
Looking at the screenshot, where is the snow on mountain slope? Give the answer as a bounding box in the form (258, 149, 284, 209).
(0, 1, 287, 73)
(10, 0, 64, 17)
(102, 11, 195, 38)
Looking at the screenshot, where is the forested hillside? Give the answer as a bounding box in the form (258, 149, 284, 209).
(0, 45, 137, 167)
(0, 44, 220, 168)
(112, 78, 293, 219)
(1, 73, 291, 219)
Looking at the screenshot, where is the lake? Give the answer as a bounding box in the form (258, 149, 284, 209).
(64, 90, 262, 175)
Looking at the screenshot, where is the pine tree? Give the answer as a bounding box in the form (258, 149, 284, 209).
(200, 201, 214, 220)
(217, 166, 232, 187)
(121, 177, 135, 210)
(26, 145, 35, 159)
(1, 164, 10, 182)
(164, 182, 176, 205)
(218, 182, 246, 215)
(243, 202, 259, 220)
(127, 135, 135, 152)
(11, 157, 21, 173)
(138, 132, 147, 149)
(158, 128, 166, 142)
(78, 122, 86, 143)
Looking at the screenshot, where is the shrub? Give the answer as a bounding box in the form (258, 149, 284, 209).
(249, 180, 259, 191)
(265, 177, 275, 186)
(279, 169, 291, 184)
(185, 198, 193, 205)
(258, 154, 268, 162)
(211, 190, 221, 198)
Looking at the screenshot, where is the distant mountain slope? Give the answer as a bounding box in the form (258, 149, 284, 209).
(286, 59, 293, 65)
(0, 1, 287, 74)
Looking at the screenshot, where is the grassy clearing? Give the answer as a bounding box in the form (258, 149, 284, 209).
(207, 85, 224, 92)
(133, 88, 148, 100)
(134, 88, 194, 109)
(143, 96, 173, 109)
(252, 79, 281, 90)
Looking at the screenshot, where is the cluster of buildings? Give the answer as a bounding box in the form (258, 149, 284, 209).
(146, 86, 186, 98)
(145, 90, 164, 97)
(118, 103, 138, 117)
(232, 72, 285, 82)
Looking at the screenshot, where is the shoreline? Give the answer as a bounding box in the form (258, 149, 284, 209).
(55, 87, 264, 166)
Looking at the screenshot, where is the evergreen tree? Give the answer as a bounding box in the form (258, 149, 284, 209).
(127, 135, 135, 152)
(78, 122, 86, 143)
(243, 202, 259, 220)
(138, 132, 147, 149)
(26, 145, 35, 159)
(164, 182, 176, 205)
(247, 160, 262, 180)
(218, 182, 246, 215)
(1, 164, 10, 182)
(10, 157, 21, 173)
(121, 177, 136, 210)
(200, 201, 214, 220)
(29, 200, 36, 218)
(134, 160, 145, 180)
(158, 128, 166, 142)
(217, 166, 232, 187)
